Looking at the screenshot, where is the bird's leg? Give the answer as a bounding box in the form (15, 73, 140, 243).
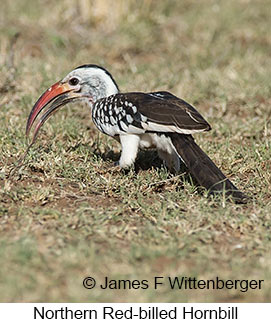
(153, 134, 181, 173)
(158, 148, 180, 173)
(118, 134, 140, 168)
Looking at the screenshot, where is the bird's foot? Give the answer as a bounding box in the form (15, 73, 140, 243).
(112, 160, 136, 175)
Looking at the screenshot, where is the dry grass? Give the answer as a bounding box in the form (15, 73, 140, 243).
(0, 0, 271, 302)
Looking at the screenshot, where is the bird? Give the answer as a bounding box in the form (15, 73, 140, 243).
(26, 64, 247, 202)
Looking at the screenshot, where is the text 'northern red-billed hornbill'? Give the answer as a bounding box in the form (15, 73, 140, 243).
(26, 64, 247, 202)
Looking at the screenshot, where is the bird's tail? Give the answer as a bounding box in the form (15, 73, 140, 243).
(168, 133, 248, 203)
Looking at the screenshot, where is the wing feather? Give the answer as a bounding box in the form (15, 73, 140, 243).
(119, 92, 211, 135)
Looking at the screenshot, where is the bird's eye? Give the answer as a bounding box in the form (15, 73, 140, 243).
(69, 77, 79, 86)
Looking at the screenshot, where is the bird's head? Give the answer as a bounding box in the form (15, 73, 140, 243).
(26, 64, 119, 143)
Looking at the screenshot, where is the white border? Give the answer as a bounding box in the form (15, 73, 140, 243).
(0, 303, 270, 322)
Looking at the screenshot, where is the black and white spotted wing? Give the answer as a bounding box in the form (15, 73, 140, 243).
(92, 94, 146, 136)
(92, 92, 211, 137)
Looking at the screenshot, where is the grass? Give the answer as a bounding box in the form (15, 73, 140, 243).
(0, 0, 271, 302)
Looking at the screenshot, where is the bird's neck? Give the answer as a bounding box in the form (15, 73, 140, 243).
(93, 80, 119, 102)
(105, 82, 119, 97)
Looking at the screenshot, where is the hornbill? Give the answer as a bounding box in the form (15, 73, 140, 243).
(26, 64, 247, 202)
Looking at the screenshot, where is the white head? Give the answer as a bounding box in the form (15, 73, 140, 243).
(62, 64, 119, 102)
(26, 64, 119, 142)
